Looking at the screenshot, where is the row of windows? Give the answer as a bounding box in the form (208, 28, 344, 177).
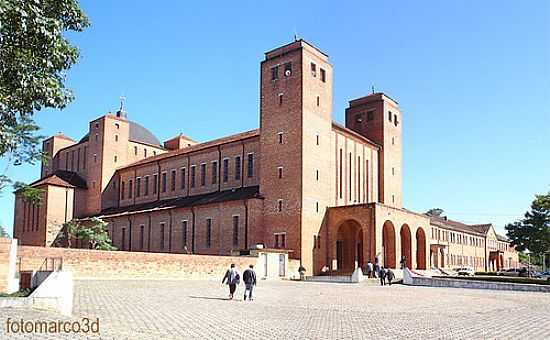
(20, 201, 39, 233)
(63, 146, 87, 173)
(450, 255, 484, 268)
(121, 154, 255, 200)
(117, 217, 241, 251)
(338, 149, 370, 203)
(270, 61, 326, 82)
(432, 228, 487, 248)
(133, 146, 157, 158)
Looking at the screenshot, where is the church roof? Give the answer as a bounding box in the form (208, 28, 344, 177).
(429, 216, 490, 237)
(28, 170, 87, 189)
(79, 120, 162, 147)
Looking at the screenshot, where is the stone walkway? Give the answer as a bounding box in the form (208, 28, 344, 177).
(1, 279, 549, 339)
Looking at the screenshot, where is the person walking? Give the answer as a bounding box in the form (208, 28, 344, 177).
(374, 258, 380, 278)
(379, 266, 386, 286)
(242, 264, 257, 301)
(387, 268, 395, 286)
(366, 260, 373, 278)
(222, 264, 240, 299)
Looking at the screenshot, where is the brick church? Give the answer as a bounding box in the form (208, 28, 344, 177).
(13, 39, 518, 274)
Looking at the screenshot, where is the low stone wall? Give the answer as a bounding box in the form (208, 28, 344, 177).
(17, 245, 300, 280)
(0, 238, 19, 293)
(403, 269, 550, 293)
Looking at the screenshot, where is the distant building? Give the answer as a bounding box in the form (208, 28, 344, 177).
(13, 39, 517, 274)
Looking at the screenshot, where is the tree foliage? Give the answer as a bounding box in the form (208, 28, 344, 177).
(505, 192, 550, 259)
(0, 0, 89, 193)
(77, 217, 116, 251)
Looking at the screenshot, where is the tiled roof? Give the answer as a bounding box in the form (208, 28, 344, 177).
(429, 216, 490, 236)
(118, 129, 260, 170)
(79, 120, 163, 147)
(29, 170, 87, 189)
(96, 185, 262, 218)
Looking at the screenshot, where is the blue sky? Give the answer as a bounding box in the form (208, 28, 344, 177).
(1, 1, 549, 236)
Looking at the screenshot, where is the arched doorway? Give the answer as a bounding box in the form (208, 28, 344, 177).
(400, 224, 412, 269)
(416, 228, 427, 270)
(335, 220, 363, 273)
(382, 221, 396, 268)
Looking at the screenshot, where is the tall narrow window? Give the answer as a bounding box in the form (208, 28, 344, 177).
(134, 146, 138, 156)
(128, 179, 133, 199)
(366, 160, 369, 202)
(316, 202, 319, 212)
(277, 199, 283, 212)
(136, 178, 141, 197)
(317, 96, 320, 107)
(83, 147, 87, 169)
(349, 153, 352, 200)
(181, 168, 186, 189)
(161, 173, 167, 192)
(212, 161, 218, 184)
(278, 93, 283, 106)
(71, 151, 75, 170)
(388, 111, 392, 122)
(278, 132, 283, 144)
(140, 225, 144, 250)
(182, 221, 188, 249)
(206, 219, 212, 248)
(316, 134, 319, 145)
(121, 181, 125, 200)
(271, 66, 279, 80)
(144, 176, 149, 196)
(223, 159, 229, 182)
(191, 166, 196, 188)
(316, 169, 319, 181)
(232, 216, 239, 247)
(121, 228, 126, 251)
(160, 223, 165, 250)
(144, 148, 147, 158)
(320, 68, 326, 82)
(115, 134, 119, 142)
(247, 153, 254, 178)
(171, 170, 176, 191)
(114, 155, 118, 163)
(278, 167, 283, 179)
(200, 163, 206, 186)
(153, 174, 158, 194)
(358, 156, 361, 202)
(311, 62, 317, 77)
(235, 156, 241, 180)
(339, 149, 343, 199)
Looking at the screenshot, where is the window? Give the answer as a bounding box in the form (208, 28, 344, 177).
(121, 228, 126, 251)
(161, 172, 167, 192)
(140, 225, 144, 250)
(278, 132, 283, 144)
(247, 153, 254, 178)
(182, 221, 188, 249)
(181, 168, 186, 189)
(392, 167, 395, 176)
(128, 179, 133, 199)
(206, 219, 212, 248)
(235, 156, 241, 180)
(171, 170, 176, 191)
(320, 68, 326, 82)
(144, 148, 147, 158)
(339, 149, 343, 199)
(160, 223, 165, 250)
(284, 62, 292, 76)
(95, 133, 98, 142)
(275, 233, 286, 248)
(310, 62, 317, 77)
(83, 147, 87, 169)
(191, 166, 196, 188)
(200, 163, 206, 186)
(114, 155, 118, 163)
(349, 153, 352, 200)
(367, 110, 374, 121)
(223, 159, 229, 182)
(278, 167, 283, 179)
(144, 176, 149, 196)
(95, 122, 99, 129)
(316, 170, 319, 181)
(212, 161, 218, 184)
(271, 66, 279, 80)
(278, 93, 283, 106)
(316, 201, 319, 212)
(153, 174, 158, 194)
(77, 148, 80, 172)
(388, 111, 392, 122)
(121, 181, 125, 200)
(316, 134, 319, 145)
(115, 134, 118, 142)
(232, 216, 239, 247)
(134, 146, 138, 156)
(136, 177, 141, 197)
(316, 96, 320, 107)
(394, 114, 399, 126)
(277, 199, 283, 212)
(392, 137, 395, 145)
(392, 195, 395, 203)
(115, 123, 120, 129)
(71, 151, 75, 170)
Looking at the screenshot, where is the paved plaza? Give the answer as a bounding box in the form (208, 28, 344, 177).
(1, 279, 549, 339)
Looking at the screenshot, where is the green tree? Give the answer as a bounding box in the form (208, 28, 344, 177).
(0, 224, 10, 238)
(57, 219, 79, 248)
(77, 218, 116, 251)
(506, 192, 550, 267)
(426, 208, 444, 217)
(0, 0, 89, 198)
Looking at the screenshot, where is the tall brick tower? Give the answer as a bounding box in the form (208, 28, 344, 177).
(345, 93, 402, 208)
(259, 39, 333, 271)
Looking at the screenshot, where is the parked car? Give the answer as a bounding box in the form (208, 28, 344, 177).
(457, 267, 475, 276)
(534, 271, 550, 281)
(497, 268, 521, 277)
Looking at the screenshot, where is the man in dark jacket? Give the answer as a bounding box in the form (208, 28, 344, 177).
(387, 268, 395, 286)
(379, 266, 386, 286)
(222, 264, 240, 299)
(242, 264, 257, 301)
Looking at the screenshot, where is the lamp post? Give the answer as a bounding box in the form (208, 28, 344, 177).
(525, 249, 531, 278)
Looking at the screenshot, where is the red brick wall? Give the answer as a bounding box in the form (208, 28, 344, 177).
(17, 245, 298, 280)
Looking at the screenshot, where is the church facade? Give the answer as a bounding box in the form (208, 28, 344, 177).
(13, 40, 518, 274)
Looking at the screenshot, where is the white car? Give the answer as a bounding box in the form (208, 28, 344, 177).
(456, 267, 475, 276)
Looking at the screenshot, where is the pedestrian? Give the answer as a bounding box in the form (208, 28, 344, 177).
(243, 264, 257, 301)
(366, 260, 373, 278)
(222, 263, 240, 299)
(379, 266, 386, 285)
(374, 257, 380, 278)
(400, 256, 406, 269)
(387, 268, 395, 286)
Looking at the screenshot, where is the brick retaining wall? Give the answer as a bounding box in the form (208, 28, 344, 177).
(17, 245, 300, 280)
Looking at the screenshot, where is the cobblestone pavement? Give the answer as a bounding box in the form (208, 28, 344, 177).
(1, 279, 549, 339)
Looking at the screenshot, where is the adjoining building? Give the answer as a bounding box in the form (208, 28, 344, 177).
(13, 39, 518, 274)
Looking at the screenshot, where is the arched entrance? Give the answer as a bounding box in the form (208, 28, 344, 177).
(382, 221, 396, 268)
(416, 228, 427, 270)
(335, 220, 363, 273)
(400, 224, 412, 269)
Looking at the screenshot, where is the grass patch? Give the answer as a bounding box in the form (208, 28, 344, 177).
(0, 288, 32, 298)
(436, 275, 550, 286)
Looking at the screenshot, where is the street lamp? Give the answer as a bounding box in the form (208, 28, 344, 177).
(525, 249, 531, 277)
